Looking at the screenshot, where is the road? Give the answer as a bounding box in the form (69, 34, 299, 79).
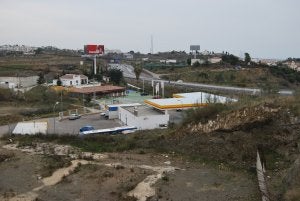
(111, 64, 262, 94)
(0, 114, 122, 136)
(109, 64, 154, 79)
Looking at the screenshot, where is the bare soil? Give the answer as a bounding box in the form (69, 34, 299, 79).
(0, 142, 259, 201)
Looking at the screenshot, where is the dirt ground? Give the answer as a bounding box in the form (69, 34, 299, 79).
(0, 140, 259, 201)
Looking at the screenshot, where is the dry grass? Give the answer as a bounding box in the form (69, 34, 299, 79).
(285, 188, 300, 201)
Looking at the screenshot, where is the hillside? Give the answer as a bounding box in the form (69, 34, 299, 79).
(0, 53, 83, 76)
(147, 96, 300, 200)
(153, 66, 300, 90)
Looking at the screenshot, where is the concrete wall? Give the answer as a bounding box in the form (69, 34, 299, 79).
(0, 76, 38, 88)
(119, 107, 169, 130)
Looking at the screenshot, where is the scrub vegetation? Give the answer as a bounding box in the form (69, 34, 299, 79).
(3, 93, 300, 200)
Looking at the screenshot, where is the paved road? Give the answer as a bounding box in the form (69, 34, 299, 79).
(49, 114, 121, 135)
(109, 64, 153, 79)
(113, 64, 262, 94)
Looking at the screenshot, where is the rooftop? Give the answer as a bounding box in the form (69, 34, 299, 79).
(96, 90, 153, 105)
(69, 85, 125, 94)
(60, 74, 88, 79)
(145, 92, 237, 110)
(122, 105, 165, 116)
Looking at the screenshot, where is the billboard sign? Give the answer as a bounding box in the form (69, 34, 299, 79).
(84, 45, 105, 55)
(190, 45, 200, 51)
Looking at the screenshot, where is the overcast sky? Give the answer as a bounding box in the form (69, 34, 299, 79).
(0, 0, 299, 59)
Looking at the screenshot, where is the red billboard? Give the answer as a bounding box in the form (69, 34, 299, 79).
(84, 45, 104, 55)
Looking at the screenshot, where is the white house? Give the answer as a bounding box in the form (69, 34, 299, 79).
(54, 74, 88, 86)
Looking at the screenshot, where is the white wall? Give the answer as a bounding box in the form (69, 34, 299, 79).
(0, 76, 38, 88)
(119, 107, 169, 130)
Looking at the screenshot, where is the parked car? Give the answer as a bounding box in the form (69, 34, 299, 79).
(79, 125, 94, 135)
(68, 113, 81, 120)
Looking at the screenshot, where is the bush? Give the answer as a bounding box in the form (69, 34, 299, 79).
(270, 66, 300, 84)
(0, 88, 14, 101)
(24, 86, 58, 103)
(183, 103, 229, 125)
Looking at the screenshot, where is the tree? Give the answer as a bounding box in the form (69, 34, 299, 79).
(221, 54, 239, 65)
(57, 79, 62, 86)
(134, 65, 143, 82)
(245, 53, 251, 64)
(34, 47, 43, 54)
(37, 72, 45, 85)
(85, 95, 91, 103)
(192, 61, 200, 67)
(94, 74, 103, 82)
(107, 68, 123, 85)
(187, 58, 191, 66)
(132, 61, 143, 82)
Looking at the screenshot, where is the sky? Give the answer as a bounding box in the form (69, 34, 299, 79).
(0, 0, 299, 59)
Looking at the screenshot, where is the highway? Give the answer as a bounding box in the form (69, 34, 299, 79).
(110, 64, 262, 95)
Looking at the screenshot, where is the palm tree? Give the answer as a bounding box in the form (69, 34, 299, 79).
(133, 63, 143, 82)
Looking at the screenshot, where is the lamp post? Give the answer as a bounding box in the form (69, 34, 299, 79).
(53, 102, 59, 134)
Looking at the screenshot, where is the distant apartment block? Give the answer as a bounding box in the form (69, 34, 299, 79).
(0, 45, 37, 54)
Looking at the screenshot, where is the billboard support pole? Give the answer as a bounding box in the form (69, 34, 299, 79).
(94, 56, 97, 75)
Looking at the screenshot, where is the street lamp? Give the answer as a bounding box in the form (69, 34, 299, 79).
(53, 102, 59, 134)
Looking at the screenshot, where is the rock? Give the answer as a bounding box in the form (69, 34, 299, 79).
(164, 161, 171, 165)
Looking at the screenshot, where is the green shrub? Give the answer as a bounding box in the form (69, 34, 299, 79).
(183, 103, 229, 125)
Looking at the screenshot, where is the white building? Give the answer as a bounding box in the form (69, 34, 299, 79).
(105, 103, 141, 120)
(208, 57, 222, 64)
(0, 81, 16, 89)
(0, 76, 38, 89)
(119, 105, 169, 130)
(124, 53, 134, 59)
(145, 92, 237, 110)
(191, 59, 205, 65)
(166, 59, 177, 64)
(201, 50, 211, 55)
(284, 61, 300, 71)
(13, 121, 48, 135)
(54, 74, 88, 87)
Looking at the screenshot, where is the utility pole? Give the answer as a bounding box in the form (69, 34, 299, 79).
(60, 90, 63, 112)
(150, 35, 154, 54)
(53, 102, 59, 134)
(142, 79, 145, 93)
